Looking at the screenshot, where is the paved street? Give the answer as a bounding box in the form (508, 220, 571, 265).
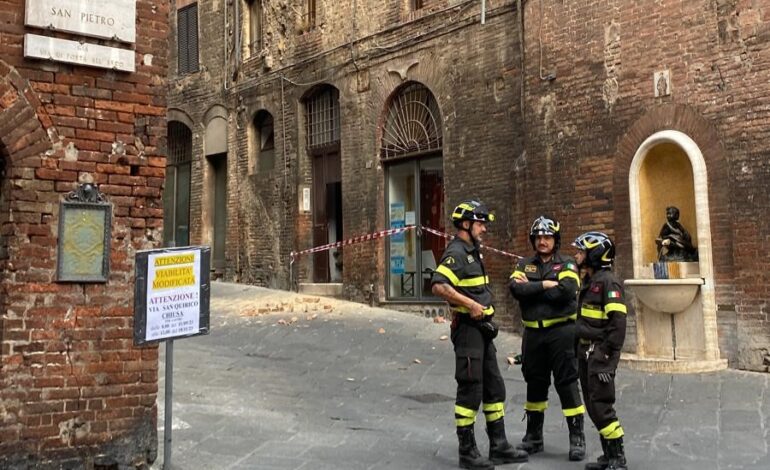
(155, 282, 770, 470)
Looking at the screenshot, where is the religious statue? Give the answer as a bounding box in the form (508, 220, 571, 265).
(656, 206, 698, 262)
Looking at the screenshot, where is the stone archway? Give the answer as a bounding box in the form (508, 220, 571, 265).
(614, 105, 731, 372)
(0, 61, 54, 341)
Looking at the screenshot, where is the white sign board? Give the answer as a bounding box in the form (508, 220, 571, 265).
(24, 33, 135, 72)
(25, 0, 136, 43)
(144, 250, 203, 342)
(133, 247, 210, 345)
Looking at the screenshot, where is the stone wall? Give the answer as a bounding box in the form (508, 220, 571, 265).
(0, 0, 169, 467)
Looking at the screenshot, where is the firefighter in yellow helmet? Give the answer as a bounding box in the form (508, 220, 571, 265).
(573, 231, 628, 470)
(431, 200, 528, 469)
(509, 216, 586, 461)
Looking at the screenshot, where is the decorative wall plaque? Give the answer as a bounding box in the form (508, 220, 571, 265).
(24, 34, 135, 72)
(57, 183, 112, 283)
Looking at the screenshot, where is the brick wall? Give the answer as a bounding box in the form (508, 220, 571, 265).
(0, 0, 169, 467)
(169, 0, 770, 370)
(519, 0, 769, 369)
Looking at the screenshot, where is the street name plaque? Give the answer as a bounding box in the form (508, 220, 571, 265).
(25, 0, 136, 43)
(24, 33, 135, 72)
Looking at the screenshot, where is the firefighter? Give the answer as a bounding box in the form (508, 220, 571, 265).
(431, 200, 528, 469)
(509, 216, 586, 461)
(572, 232, 628, 470)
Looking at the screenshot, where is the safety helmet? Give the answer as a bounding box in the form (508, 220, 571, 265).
(529, 215, 561, 250)
(451, 200, 495, 228)
(572, 231, 615, 269)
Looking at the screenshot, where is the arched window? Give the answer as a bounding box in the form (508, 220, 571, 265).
(252, 110, 275, 173)
(380, 82, 442, 160)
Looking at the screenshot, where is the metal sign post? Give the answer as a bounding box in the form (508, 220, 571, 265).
(164, 340, 174, 469)
(133, 246, 211, 470)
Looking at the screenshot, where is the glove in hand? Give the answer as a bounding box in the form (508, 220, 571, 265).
(597, 372, 612, 383)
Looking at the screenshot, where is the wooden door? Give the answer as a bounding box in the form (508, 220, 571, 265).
(312, 150, 341, 282)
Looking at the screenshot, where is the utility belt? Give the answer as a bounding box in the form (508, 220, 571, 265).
(522, 313, 577, 330)
(452, 305, 495, 316)
(578, 338, 598, 346)
(452, 308, 498, 340)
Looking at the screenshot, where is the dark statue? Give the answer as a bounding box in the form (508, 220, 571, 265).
(656, 206, 698, 262)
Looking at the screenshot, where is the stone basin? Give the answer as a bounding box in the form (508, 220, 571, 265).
(624, 278, 704, 314)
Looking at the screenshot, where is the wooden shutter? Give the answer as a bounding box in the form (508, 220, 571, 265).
(177, 4, 199, 74)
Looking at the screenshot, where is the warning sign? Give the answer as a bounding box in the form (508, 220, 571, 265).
(134, 246, 210, 345)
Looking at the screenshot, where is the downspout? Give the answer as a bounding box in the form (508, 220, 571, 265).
(224, 0, 228, 90)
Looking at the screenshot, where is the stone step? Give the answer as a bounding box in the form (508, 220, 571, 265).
(297, 283, 343, 297)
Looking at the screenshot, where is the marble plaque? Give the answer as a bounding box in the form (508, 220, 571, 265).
(25, 33, 135, 72)
(25, 0, 136, 43)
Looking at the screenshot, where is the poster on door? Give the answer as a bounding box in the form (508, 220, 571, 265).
(390, 202, 405, 274)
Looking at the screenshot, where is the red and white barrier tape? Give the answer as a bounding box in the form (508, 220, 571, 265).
(290, 225, 416, 260)
(420, 226, 523, 259)
(290, 225, 523, 261)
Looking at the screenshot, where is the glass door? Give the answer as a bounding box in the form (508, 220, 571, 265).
(386, 156, 444, 300)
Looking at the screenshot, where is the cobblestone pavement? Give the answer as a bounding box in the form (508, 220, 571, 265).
(154, 282, 769, 470)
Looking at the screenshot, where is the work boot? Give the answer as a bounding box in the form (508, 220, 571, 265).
(606, 436, 628, 470)
(584, 436, 609, 470)
(516, 411, 544, 454)
(566, 414, 586, 461)
(457, 426, 495, 470)
(486, 418, 529, 464)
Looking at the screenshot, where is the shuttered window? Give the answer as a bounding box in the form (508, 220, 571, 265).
(178, 4, 200, 75)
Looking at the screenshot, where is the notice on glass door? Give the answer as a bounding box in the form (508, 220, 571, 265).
(390, 203, 405, 274)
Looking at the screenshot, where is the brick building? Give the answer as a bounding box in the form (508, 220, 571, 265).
(167, 1, 769, 371)
(0, 0, 168, 468)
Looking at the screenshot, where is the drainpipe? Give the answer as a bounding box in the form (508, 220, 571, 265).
(481, 0, 486, 24)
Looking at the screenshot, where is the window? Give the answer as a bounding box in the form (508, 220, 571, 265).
(380, 82, 442, 160)
(252, 111, 275, 173)
(307, 0, 317, 30)
(412, 0, 424, 10)
(163, 122, 192, 247)
(247, 0, 263, 55)
(306, 88, 340, 151)
(177, 4, 199, 74)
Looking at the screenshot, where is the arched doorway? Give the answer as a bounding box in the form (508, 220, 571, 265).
(204, 107, 229, 275)
(381, 82, 444, 300)
(304, 86, 342, 283)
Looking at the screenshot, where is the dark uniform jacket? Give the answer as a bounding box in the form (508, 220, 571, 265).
(509, 252, 580, 324)
(431, 237, 494, 318)
(576, 268, 628, 371)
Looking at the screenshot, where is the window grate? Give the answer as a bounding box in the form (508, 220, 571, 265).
(380, 83, 442, 160)
(168, 122, 193, 165)
(306, 88, 340, 150)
